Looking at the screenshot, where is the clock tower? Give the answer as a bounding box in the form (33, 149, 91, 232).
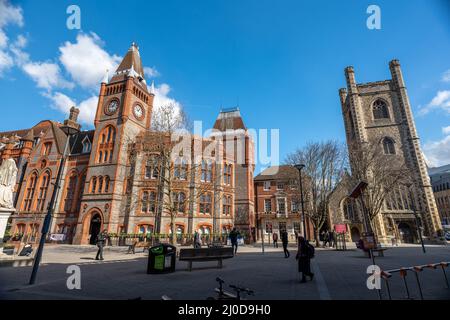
(75, 43, 155, 244)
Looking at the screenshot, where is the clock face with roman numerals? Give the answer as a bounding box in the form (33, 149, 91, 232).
(133, 104, 144, 120)
(105, 99, 119, 115)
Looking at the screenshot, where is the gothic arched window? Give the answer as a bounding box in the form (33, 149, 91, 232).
(23, 172, 38, 211)
(383, 137, 396, 155)
(36, 171, 51, 212)
(372, 99, 390, 119)
(97, 125, 116, 163)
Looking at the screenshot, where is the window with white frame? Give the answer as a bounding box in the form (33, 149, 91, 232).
(263, 181, 271, 191)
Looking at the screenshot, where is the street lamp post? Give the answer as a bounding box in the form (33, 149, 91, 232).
(29, 126, 79, 285)
(294, 164, 307, 239)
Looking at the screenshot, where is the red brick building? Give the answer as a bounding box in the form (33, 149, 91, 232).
(0, 43, 255, 245)
(254, 165, 313, 242)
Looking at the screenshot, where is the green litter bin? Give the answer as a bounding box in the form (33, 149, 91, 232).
(147, 243, 176, 274)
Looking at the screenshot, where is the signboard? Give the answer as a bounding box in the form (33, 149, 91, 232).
(50, 233, 65, 241)
(362, 232, 375, 250)
(265, 222, 273, 233)
(334, 224, 347, 234)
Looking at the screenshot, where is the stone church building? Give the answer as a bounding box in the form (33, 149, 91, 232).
(329, 60, 443, 244)
(0, 43, 255, 245)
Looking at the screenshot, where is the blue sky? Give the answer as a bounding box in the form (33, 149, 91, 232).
(0, 0, 449, 172)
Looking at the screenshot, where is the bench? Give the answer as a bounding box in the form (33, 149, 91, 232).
(179, 247, 234, 271)
(127, 241, 150, 254)
(356, 241, 388, 257)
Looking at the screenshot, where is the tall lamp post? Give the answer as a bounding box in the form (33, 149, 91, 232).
(29, 125, 79, 285)
(404, 182, 426, 254)
(294, 164, 307, 239)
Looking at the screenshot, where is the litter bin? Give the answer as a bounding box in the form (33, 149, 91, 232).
(147, 243, 176, 274)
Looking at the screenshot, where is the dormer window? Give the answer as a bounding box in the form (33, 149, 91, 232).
(82, 136, 91, 153)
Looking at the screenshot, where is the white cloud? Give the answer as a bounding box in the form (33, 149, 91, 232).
(23, 61, 73, 90)
(442, 70, 450, 83)
(0, 0, 24, 75)
(443, 126, 450, 135)
(45, 92, 98, 125)
(59, 32, 121, 89)
(0, 0, 24, 29)
(152, 83, 182, 111)
(144, 66, 159, 78)
(423, 135, 450, 167)
(419, 90, 450, 116)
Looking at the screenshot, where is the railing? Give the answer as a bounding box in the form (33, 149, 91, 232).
(106, 234, 231, 247)
(379, 261, 449, 300)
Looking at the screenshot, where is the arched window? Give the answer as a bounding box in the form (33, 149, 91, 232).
(91, 176, 97, 193)
(63, 172, 78, 212)
(372, 99, 390, 119)
(224, 164, 232, 185)
(172, 192, 186, 213)
(223, 195, 232, 215)
(199, 193, 212, 214)
(76, 172, 87, 213)
(97, 125, 116, 163)
(201, 160, 212, 182)
(36, 171, 51, 211)
(23, 172, 37, 211)
(383, 137, 396, 155)
(98, 176, 104, 193)
(104, 176, 110, 193)
(343, 198, 357, 221)
(141, 190, 156, 213)
(145, 157, 159, 179)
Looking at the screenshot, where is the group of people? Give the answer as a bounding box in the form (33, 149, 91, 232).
(93, 226, 315, 283)
(321, 230, 335, 248)
(193, 227, 241, 254)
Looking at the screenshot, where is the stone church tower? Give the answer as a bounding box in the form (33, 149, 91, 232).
(339, 60, 442, 243)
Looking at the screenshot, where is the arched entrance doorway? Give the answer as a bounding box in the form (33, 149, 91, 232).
(350, 227, 361, 242)
(88, 214, 102, 245)
(398, 222, 414, 243)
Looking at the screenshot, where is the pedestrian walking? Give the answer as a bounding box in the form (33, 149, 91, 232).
(95, 229, 108, 260)
(296, 236, 314, 283)
(294, 230, 299, 244)
(229, 227, 240, 254)
(329, 231, 335, 248)
(323, 230, 329, 248)
(281, 230, 290, 258)
(272, 232, 279, 248)
(193, 230, 201, 248)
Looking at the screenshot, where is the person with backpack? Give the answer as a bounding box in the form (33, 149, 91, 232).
(281, 229, 290, 258)
(296, 236, 314, 283)
(95, 229, 108, 260)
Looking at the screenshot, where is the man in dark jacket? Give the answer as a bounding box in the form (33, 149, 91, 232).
(95, 229, 108, 260)
(296, 236, 314, 283)
(281, 230, 290, 258)
(229, 227, 240, 254)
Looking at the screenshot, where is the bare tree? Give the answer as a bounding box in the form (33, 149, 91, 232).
(345, 140, 412, 237)
(286, 141, 346, 245)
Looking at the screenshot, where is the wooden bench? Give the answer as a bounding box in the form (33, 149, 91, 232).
(356, 241, 388, 257)
(179, 247, 234, 271)
(127, 241, 150, 254)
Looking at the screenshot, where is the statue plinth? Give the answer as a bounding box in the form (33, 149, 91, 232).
(0, 208, 14, 256)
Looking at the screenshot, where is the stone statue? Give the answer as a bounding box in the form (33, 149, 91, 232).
(0, 159, 18, 210)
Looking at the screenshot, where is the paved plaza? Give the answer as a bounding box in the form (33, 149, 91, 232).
(0, 243, 449, 300)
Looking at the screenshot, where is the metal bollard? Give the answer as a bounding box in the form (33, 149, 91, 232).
(413, 266, 424, 300)
(381, 271, 392, 300)
(399, 268, 411, 299)
(440, 262, 449, 289)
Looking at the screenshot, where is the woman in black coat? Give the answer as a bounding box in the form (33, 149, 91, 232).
(296, 236, 314, 283)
